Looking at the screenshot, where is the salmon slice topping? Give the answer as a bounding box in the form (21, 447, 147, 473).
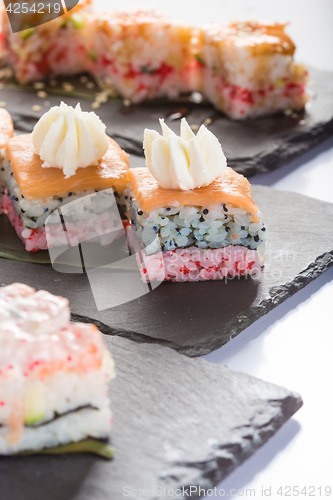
(129, 167, 259, 219)
(6, 134, 129, 200)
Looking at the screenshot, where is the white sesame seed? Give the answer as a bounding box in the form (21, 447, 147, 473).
(43, 101, 51, 107)
(33, 82, 45, 89)
(123, 98, 131, 107)
(62, 82, 74, 92)
(32, 105, 41, 112)
(91, 102, 100, 109)
(0, 101, 6, 108)
(37, 90, 47, 99)
(190, 124, 200, 131)
(204, 117, 212, 125)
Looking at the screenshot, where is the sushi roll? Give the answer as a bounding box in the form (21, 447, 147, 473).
(196, 21, 308, 119)
(88, 9, 196, 102)
(126, 118, 267, 282)
(0, 283, 115, 455)
(2, 102, 129, 252)
(0, 108, 14, 213)
(1, 0, 95, 84)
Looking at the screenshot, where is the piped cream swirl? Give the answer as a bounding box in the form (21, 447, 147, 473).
(143, 118, 227, 190)
(32, 102, 109, 178)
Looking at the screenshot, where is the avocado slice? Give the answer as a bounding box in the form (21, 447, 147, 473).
(24, 382, 46, 426)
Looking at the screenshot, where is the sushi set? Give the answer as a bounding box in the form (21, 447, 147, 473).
(0, 0, 332, 498)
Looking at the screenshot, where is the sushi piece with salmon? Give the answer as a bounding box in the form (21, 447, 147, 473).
(0, 108, 14, 213)
(2, 102, 129, 252)
(196, 21, 308, 119)
(0, 283, 115, 456)
(126, 118, 267, 282)
(87, 9, 197, 103)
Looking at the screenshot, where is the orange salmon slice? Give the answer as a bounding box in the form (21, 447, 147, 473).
(5, 134, 129, 200)
(129, 167, 259, 219)
(0, 108, 14, 149)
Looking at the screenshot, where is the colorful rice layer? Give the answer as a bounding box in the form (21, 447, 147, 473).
(1, 1, 95, 84)
(198, 22, 308, 119)
(139, 245, 264, 282)
(93, 10, 197, 102)
(126, 187, 267, 253)
(0, 283, 115, 455)
(2, 193, 124, 252)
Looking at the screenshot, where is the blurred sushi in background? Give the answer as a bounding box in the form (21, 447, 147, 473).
(0, 283, 115, 455)
(1, 0, 95, 84)
(196, 21, 308, 119)
(92, 9, 197, 103)
(0, 0, 308, 119)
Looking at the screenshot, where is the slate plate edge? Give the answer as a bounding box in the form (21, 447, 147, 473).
(72, 250, 333, 358)
(161, 390, 303, 500)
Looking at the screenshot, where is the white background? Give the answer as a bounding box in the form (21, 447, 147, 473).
(95, 0, 333, 497)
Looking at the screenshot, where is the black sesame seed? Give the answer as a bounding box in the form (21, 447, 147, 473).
(10, 172, 13, 176)
(125, 195, 128, 200)
(222, 204, 228, 212)
(203, 209, 209, 215)
(21, 209, 25, 214)
(137, 210, 143, 216)
(241, 226, 245, 230)
(166, 207, 171, 212)
(225, 227, 230, 232)
(247, 233, 251, 238)
(176, 228, 180, 232)
(199, 216, 205, 222)
(254, 235, 260, 242)
(58, 197, 63, 202)
(68, 192, 73, 197)
(224, 214, 228, 219)
(261, 227, 266, 232)
(15, 197, 19, 202)
(22, 194, 25, 199)
(44, 208, 49, 212)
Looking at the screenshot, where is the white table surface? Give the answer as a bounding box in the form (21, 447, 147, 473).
(97, 0, 333, 497)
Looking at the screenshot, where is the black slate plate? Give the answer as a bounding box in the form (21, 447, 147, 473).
(0, 186, 332, 356)
(0, 336, 303, 500)
(1, 67, 333, 177)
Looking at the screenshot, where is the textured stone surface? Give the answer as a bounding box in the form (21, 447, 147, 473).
(0, 336, 303, 500)
(1, 67, 333, 177)
(1, 186, 332, 356)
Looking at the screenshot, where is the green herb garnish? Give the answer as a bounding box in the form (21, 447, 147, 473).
(87, 50, 98, 62)
(141, 66, 156, 75)
(71, 14, 86, 29)
(195, 54, 206, 66)
(19, 28, 36, 40)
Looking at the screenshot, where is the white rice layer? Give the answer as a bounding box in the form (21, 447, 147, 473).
(126, 188, 267, 254)
(3, 158, 126, 228)
(0, 407, 112, 455)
